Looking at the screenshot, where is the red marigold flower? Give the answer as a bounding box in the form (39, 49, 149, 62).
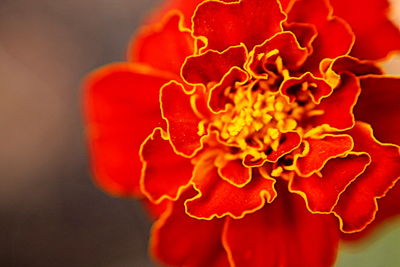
(83, 0, 400, 266)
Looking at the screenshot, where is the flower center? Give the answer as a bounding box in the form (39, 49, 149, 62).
(210, 76, 318, 164)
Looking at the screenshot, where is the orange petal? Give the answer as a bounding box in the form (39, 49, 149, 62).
(160, 81, 204, 157)
(223, 184, 339, 267)
(216, 157, 252, 187)
(288, 0, 354, 71)
(151, 188, 230, 267)
(284, 22, 318, 54)
(186, 163, 276, 219)
(332, 0, 400, 60)
(291, 153, 370, 213)
(129, 12, 194, 76)
(243, 131, 302, 166)
(140, 128, 193, 203)
(329, 56, 382, 76)
(152, 0, 239, 27)
(296, 134, 353, 176)
(208, 67, 249, 113)
(181, 44, 248, 87)
(340, 178, 400, 241)
(83, 63, 169, 196)
(192, 0, 286, 51)
(310, 73, 360, 130)
(354, 76, 400, 146)
(280, 72, 332, 104)
(333, 122, 400, 232)
(249, 31, 308, 76)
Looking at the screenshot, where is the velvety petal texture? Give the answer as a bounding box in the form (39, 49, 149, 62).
(161, 81, 204, 157)
(291, 153, 370, 213)
(84, 63, 169, 196)
(354, 76, 400, 145)
(186, 161, 276, 219)
(151, 189, 230, 267)
(193, 0, 286, 51)
(129, 12, 194, 76)
(223, 185, 339, 267)
(334, 122, 400, 232)
(332, 0, 400, 60)
(140, 128, 193, 203)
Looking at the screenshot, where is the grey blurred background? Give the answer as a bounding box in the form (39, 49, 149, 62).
(0, 0, 399, 266)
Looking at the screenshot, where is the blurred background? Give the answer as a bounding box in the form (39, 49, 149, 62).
(0, 0, 399, 266)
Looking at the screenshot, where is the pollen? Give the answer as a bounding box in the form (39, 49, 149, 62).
(209, 59, 317, 168)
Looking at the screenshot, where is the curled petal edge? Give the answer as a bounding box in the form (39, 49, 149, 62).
(139, 127, 195, 204)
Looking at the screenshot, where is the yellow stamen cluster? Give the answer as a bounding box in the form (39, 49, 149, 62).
(211, 79, 311, 162)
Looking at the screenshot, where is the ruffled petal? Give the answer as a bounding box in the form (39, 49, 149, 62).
(181, 44, 248, 87)
(223, 184, 339, 267)
(215, 156, 252, 187)
(208, 67, 249, 113)
(283, 22, 318, 54)
(249, 31, 308, 77)
(310, 73, 360, 130)
(151, 188, 230, 267)
(280, 72, 332, 104)
(84, 63, 169, 196)
(153, 0, 238, 27)
(244, 131, 302, 166)
(333, 122, 400, 232)
(192, 0, 286, 51)
(332, 0, 400, 60)
(140, 128, 193, 203)
(129, 12, 194, 76)
(304, 17, 354, 71)
(160, 81, 204, 157)
(354, 76, 400, 146)
(288, 0, 354, 71)
(290, 153, 370, 213)
(186, 162, 276, 219)
(329, 56, 382, 76)
(296, 134, 353, 176)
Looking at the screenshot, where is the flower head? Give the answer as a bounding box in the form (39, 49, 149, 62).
(84, 0, 400, 266)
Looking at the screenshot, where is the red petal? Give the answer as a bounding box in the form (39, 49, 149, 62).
(186, 162, 276, 219)
(296, 134, 353, 176)
(223, 184, 339, 267)
(280, 72, 332, 104)
(303, 17, 354, 71)
(354, 76, 400, 145)
(215, 156, 252, 187)
(151, 188, 230, 267)
(140, 128, 193, 203)
(341, 178, 400, 241)
(192, 0, 286, 51)
(329, 56, 382, 76)
(332, 0, 400, 60)
(249, 31, 308, 76)
(181, 44, 248, 87)
(153, 0, 239, 27)
(208, 67, 249, 113)
(129, 12, 194, 76)
(310, 73, 360, 130)
(244, 131, 302, 166)
(288, 0, 354, 71)
(284, 22, 318, 54)
(333, 122, 400, 232)
(290, 153, 370, 213)
(160, 81, 204, 157)
(84, 63, 169, 196)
